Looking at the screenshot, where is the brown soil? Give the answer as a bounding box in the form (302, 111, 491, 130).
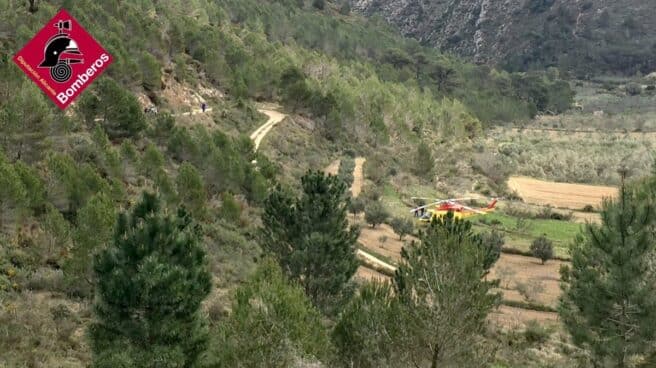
(358, 223, 410, 262)
(358, 224, 564, 308)
(490, 305, 559, 330)
(508, 176, 617, 210)
(351, 157, 366, 197)
(325, 160, 340, 176)
(490, 254, 564, 308)
(355, 266, 391, 283)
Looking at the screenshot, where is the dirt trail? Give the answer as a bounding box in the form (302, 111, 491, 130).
(351, 157, 366, 197)
(178, 107, 213, 116)
(346, 157, 399, 280)
(251, 109, 287, 151)
(94, 107, 213, 122)
(508, 176, 617, 210)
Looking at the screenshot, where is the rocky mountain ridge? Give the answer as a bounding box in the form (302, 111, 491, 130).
(351, 0, 656, 75)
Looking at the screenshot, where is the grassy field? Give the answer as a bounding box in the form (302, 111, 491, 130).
(473, 213, 582, 258)
(377, 177, 583, 258)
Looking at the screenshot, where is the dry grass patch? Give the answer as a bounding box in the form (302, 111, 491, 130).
(508, 176, 617, 210)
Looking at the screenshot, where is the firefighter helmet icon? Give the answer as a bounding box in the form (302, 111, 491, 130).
(39, 20, 83, 83)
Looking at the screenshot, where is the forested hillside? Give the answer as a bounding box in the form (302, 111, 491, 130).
(351, 0, 656, 76)
(0, 0, 582, 367)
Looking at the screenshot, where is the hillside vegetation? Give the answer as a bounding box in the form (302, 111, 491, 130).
(351, 0, 656, 76)
(1, 1, 644, 368)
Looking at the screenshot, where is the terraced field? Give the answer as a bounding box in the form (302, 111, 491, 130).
(508, 176, 617, 210)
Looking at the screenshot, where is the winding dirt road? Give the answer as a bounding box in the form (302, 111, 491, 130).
(251, 109, 287, 151)
(345, 157, 399, 278)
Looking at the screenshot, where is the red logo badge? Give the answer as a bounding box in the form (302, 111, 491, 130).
(13, 9, 113, 109)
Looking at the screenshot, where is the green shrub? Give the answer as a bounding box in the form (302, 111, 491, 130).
(337, 156, 356, 188)
(90, 78, 147, 139)
(349, 197, 366, 218)
(523, 320, 551, 345)
(209, 259, 332, 366)
(480, 230, 504, 269)
(220, 192, 242, 222)
(530, 235, 554, 264)
(365, 201, 389, 228)
(332, 282, 398, 368)
(390, 217, 413, 240)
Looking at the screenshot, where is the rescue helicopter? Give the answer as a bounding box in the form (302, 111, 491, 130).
(410, 197, 498, 223)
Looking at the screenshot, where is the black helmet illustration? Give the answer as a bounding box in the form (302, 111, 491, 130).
(39, 20, 83, 83)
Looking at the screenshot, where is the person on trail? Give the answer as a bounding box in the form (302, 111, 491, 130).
(201, 102, 207, 113)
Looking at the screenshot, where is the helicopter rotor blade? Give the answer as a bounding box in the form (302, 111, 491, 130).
(461, 205, 486, 214)
(410, 201, 443, 213)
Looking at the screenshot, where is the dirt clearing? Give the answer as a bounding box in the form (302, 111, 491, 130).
(359, 223, 410, 262)
(325, 160, 340, 176)
(508, 176, 617, 210)
(490, 254, 564, 308)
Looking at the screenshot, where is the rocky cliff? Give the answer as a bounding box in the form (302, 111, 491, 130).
(351, 0, 656, 75)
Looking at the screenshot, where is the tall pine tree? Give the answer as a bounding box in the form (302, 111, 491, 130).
(90, 193, 211, 368)
(393, 213, 500, 368)
(261, 170, 359, 308)
(560, 179, 656, 367)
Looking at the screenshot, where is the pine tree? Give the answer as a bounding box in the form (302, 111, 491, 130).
(261, 171, 359, 308)
(90, 193, 211, 368)
(209, 259, 331, 367)
(46, 153, 109, 215)
(393, 213, 500, 367)
(176, 163, 207, 221)
(141, 143, 165, 178)
(93, 78, 146, 140)
(0, 152, 27, 228)
(333, 282, 401, 368)
(414, 141, 434, 179)
(560, 180, 656, 367)
(64, 192, 116, 296)
(480, 229, 504, 271)
(0, 82, 54, 162)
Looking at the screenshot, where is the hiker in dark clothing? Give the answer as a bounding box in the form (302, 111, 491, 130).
(201, 102, 207, 113)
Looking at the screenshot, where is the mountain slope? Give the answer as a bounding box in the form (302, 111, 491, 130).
(351, 0, 656, 76)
